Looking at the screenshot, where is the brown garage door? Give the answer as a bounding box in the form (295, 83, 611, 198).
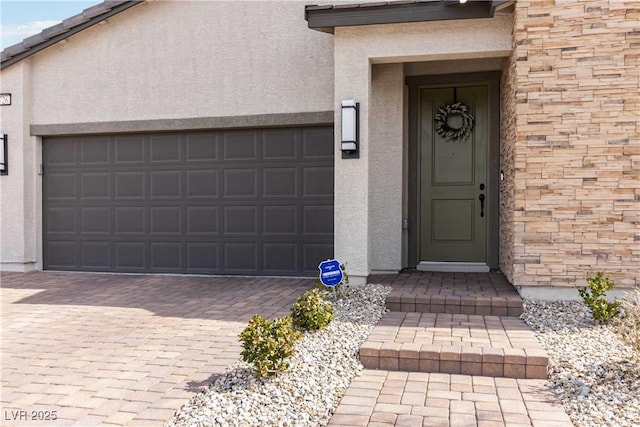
(43, 127, 334, 276)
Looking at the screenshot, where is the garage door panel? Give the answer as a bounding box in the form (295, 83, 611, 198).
(115, 136, 145, 164)
(303, 127, 333, 159)
(303, 167, 333, 197)
(81, 241, 111, 268)
(223, 131, 258, 161)
(47, 173, 77, 200)
(263, 168, 296, 197)
(263, 206, 296, 234)
(150, 134, 181, 163)
(186, 133, 218, 161)
(115, 242, 146, 269)
(115, 172, 145, 199)
(80, 172, 110, 200)
(150, 171, 181, 199)
(223, 206, 257, 235)
(303, 243, 334, 273)
(150, 207, 181, 234)
(45, 137, 77, 165)
(81, 207, 110, 234)
(187, 170, 218, 197)
(303, 205, 334, 235)
(115, 207, 145, 234)
(47, 207, 77, 234)
(186, 206, 218, 234)
(187, 243, 219, 270)
(44, 126, 333, 276)
(262, 129, 298, 160)
(81, 137, 110, 165)
(223, 169, 257, 198)
(224, 243, 258, 272)
(263, 243, 297, 274)
(47, 241, 77, 268)
(150, 242, 181, 270)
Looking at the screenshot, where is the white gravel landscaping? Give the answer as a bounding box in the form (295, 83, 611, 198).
(166, 284, 390, 427)
(165, 283, 639, 427)
(522, 300, 640, 427)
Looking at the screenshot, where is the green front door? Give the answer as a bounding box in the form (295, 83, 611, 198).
(419, 85, 489, 264)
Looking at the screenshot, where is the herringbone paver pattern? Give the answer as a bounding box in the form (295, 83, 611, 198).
(0, 271, 313, 426)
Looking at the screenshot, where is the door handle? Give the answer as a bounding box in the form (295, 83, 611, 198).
(479, 193, 485, 217)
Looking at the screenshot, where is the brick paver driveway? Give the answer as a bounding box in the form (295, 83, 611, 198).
(1, 271, 313, 426)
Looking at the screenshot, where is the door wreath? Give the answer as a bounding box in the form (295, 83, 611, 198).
(434, 101, 474, 142)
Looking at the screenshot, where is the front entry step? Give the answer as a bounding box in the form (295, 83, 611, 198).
(385, 293, 523, 317)
(359, 312, 548, 379)
(372, 271, 524, 317)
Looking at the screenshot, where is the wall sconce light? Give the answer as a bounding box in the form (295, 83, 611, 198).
(0, 134, 7, 175)
(341, 100, 359, 159)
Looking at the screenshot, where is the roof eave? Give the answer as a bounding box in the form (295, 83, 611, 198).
(1, 1, 143, 70)
(305, 1, 515, 34)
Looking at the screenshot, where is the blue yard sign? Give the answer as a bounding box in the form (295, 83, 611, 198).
(318, 259, 343, 287)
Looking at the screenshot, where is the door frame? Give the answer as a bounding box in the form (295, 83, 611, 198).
(406, 71, 501, 270)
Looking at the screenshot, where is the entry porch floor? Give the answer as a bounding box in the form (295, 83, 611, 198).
(373, 271, 524, 317)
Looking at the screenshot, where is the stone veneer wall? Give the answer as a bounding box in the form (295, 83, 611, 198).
(502, 0, 639, 289)
(500, 45, 518, 286)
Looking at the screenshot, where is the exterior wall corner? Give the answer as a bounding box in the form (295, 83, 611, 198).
(0, 60, 38, 270)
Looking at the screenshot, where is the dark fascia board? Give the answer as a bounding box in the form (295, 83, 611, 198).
(1, 1, 143, 70)
(305, 1, 513, 33)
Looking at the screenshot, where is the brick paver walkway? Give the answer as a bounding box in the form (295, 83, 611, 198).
(330, 271, 572, 427)
(1, 271, 312, 426)
(329, 370, 572, 427)
(368, 312, 542, 349)
(360, 312, 548, 379)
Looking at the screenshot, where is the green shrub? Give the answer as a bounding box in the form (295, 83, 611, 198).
(614, 288, 640, 355)
(578, 272, 620, 322)
(291, 288, 334, 331)
(238, 315, 301, 378)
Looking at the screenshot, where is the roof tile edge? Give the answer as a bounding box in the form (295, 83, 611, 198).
(1, 0, 141, 67)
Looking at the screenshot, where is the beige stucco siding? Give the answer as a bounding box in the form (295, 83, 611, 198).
(335, 15, 513, 64)
(369, 64, 404, 273)
(29, 1, 334, 125)
(0, 61, 37, 271)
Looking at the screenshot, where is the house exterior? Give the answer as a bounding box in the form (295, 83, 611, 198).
(0, 0, 637, 298)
